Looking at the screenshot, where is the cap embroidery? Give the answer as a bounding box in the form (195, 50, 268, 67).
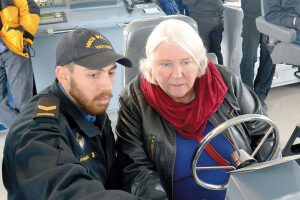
(95, 34, 107, 40)
(85, 34, 112, 49)
(95, 44, 112, 49)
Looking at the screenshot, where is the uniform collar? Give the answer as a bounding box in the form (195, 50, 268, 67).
(52, 80, 106, 137)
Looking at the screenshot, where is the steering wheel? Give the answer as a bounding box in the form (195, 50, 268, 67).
(192, 114, 279, 190)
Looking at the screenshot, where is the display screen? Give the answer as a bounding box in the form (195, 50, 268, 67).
(132, 0, 150, 4)
(40, 12, 67, 25)
(34, 0, 65, 7)
(69, 0, 118, 8)
(41, 13, 55, 18)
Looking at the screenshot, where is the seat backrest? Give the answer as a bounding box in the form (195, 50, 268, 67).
(122, 15, 198, 85)
(256, 0, 300, 66)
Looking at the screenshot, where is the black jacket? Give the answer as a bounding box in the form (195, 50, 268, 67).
(116, 65, 280, 200)
(241, 0, 261, 18)
(2, 80, 138, 200)
(182, 0, 224, 17)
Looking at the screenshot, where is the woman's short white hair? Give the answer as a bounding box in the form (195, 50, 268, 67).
(140, 19, 208, 84)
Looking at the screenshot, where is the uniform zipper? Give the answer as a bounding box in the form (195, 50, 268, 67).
(149, 135, 156, 161)
(171, 128, 176, 200)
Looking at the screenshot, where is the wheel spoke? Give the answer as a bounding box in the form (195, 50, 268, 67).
(196, 166, 236, 170)
(251, 126, 273, 157)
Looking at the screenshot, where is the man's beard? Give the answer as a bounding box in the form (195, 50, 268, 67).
(69, 78, 112, 115)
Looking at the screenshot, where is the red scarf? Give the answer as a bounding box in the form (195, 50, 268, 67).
(141, 62, 229, 166)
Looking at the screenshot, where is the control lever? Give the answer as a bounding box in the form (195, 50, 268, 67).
(46, 27, 78, 35)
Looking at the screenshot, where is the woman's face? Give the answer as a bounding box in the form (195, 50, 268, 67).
(151, 42, 199, 103)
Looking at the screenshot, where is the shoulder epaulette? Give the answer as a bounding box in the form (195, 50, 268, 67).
(33, 96, 59, 120)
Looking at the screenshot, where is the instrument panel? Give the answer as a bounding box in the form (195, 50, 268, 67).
(40, 11, 67, 25)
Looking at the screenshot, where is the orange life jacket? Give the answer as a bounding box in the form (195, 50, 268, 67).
(0, 0, 40, 58)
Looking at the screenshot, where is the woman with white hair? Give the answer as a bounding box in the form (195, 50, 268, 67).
(116, 19, 280, 200)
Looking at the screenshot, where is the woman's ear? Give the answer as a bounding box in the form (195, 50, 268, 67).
(148, 66, 158, 84)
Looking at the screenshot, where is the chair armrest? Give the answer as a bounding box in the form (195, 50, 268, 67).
(256, 16, 297, 43)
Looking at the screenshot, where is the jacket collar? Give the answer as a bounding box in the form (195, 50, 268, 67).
(51, 80, 106, 138)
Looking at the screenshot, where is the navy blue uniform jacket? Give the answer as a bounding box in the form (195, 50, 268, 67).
(2, 80, 138, 200)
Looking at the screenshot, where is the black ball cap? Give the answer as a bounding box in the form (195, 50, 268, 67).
(56, 28, 132, 69)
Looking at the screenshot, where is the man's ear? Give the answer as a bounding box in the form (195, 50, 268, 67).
(56, 66, 69, 84)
